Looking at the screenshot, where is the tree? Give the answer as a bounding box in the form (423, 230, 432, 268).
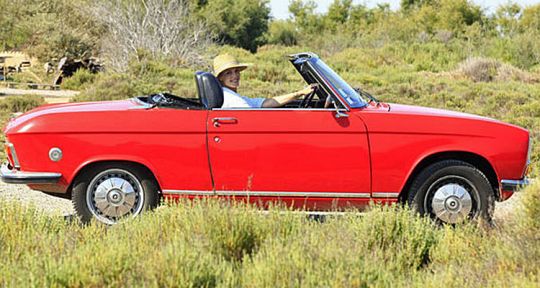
(90, 0, 213, 71)
(495, 2, 522, 37)
(326, 0, 353, 26)
(401, 0, 436, 11)
(289, 0, 323, 34)
(0, 0, 102, 61)
(266, 20, 298, 46)
(436, 0, 484, 33)
(190, 0, 270, 52)
(520, 4, 540, 32)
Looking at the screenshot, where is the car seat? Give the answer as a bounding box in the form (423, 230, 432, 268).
(195, 71, 224, 109)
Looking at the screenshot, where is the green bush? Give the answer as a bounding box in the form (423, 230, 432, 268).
(61, 69, 97, 91)
(266, 20, 299, 46)
(71, 73, 136, 102)
(1, 197, 539, 287)
(0, 95, 45, 113)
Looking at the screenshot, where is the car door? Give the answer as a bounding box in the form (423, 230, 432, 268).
(206, 108, 371, 207)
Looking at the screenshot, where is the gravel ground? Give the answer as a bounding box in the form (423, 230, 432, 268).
(0, 181, 74, 216)
(0, 180, 522, 221)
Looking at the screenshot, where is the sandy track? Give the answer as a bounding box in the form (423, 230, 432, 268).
(0, 87, 79, 98)
(0, 181, 73, 215)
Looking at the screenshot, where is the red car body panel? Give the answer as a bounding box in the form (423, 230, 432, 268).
(207, 109, 370, 193)
(358, 103, 529, 195)
(8, 101, 214, 193)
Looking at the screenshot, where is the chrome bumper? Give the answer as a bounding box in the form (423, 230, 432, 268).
(0, 163, 61, 184)
(500, 178, 530, 192)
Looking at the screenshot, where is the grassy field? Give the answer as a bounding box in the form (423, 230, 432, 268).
(0, 182, 538, 287)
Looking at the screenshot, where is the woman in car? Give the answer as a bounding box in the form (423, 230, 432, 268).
(213, 54, 315, 108)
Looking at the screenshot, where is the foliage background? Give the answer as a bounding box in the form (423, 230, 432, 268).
(0, 0, 539, 286)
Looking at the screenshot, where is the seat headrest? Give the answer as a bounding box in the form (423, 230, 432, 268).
(195, 71, 223, 109)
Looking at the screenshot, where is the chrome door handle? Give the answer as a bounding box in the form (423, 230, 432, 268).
(212, 117, 238, 127)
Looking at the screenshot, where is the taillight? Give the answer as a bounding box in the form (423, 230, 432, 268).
(4, 142, 19, 169)
(4, 143, 14, 167)
(525, 135, 532, 176)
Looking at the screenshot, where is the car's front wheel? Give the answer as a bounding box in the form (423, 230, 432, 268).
(408, 160, 494, 224)
(72, 163, 160, 224)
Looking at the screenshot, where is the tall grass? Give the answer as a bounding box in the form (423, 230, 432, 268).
(1, 183, 539, 287)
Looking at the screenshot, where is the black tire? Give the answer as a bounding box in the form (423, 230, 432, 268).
(72, 163, 160, 224)
(408, 160, 494, 224)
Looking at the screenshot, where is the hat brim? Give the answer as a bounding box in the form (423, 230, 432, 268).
(215, 63, 252, 77)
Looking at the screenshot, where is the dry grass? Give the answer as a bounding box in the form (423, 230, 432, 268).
(456, 57, 539, 83)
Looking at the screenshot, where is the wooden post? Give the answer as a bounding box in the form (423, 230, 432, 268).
(0, 56, 5, 85)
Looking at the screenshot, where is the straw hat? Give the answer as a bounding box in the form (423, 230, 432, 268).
(213, 54, 252, 77)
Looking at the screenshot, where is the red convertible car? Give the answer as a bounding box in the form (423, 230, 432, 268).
(1, 53, 531, 224)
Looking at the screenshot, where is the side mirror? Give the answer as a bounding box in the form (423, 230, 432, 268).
(335, 110, 349, 118)
(328, 96, 349, 118)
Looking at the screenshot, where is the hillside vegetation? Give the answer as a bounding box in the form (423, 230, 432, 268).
(0, 0, 538, 286)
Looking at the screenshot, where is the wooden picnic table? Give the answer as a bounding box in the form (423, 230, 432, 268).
(1, 82, 60, 90)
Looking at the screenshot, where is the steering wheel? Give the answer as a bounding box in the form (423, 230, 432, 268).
(147, 93, 172, 106)
(299, 86, 318, 108)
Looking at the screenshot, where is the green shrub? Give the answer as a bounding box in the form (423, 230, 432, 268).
(0, 95, 45, 112)
(1, 191, 540, 287)
(521, 181, 540, 232)
(61, 69, 97, 90)
(266, 20, 298, 46)
(71, 73, 135, 102)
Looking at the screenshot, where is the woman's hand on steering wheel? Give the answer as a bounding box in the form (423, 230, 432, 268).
(298, 84, 318, 108)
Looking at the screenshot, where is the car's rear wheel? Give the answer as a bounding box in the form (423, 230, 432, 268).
(408, 160, 494, 224)
(72, 163, 160, 224)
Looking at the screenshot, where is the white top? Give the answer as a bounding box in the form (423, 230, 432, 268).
(221, 87, 265, 108)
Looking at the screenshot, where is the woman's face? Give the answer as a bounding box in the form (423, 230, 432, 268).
(218, 68, 241, 90)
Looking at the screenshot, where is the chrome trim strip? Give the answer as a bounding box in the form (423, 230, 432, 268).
(289, 52, 319, 60)
(7, 143, 20, 169)
(0, 163, 61, 184)
(217, 191, 370, 198)
(163, 190, 371, 198)
(130, 97, 154, 109)
(305, 60, 351, 111)
(163, 190, 215, 196)
(372, 192, 399, 198)
(501, 179, 530, 191)
(212, 108, 340, 111)
(526, 135, 532, 166)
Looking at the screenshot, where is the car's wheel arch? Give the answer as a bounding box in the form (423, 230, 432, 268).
(67, 160, 162, 196)
(398, 151, 500, 202)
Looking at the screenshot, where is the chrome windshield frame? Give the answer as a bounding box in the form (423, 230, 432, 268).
(307, 58, 368, 109)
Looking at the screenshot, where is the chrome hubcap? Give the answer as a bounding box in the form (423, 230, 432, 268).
(431, 183, 473, 223)
(424, 176, 479, 224)
(87, 169, 144, 224)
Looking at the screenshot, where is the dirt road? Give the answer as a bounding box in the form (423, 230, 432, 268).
(0, 87, 79, 98)
(0, 181, 73, 215)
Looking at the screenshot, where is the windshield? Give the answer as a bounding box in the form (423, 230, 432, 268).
(311, 58, 367, 108)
